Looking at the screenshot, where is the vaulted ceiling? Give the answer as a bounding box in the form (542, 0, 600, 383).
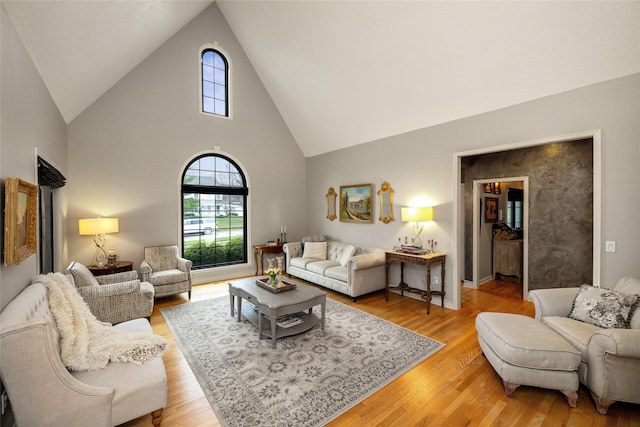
(3, 1, 639, 157)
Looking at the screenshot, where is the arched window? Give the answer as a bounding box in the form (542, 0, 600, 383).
(201, 49, 229, 117)
(181, 154, 248, 269)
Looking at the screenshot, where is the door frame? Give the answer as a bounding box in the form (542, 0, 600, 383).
(451, 129, 601, 309)
(472, 177, 529, 298)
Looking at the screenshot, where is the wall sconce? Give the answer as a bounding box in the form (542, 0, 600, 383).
(401, 206, 433, 248)
(79, 217, 119, 267)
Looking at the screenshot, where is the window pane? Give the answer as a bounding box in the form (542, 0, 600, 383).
(202, 64, 214, 82)
(214, 83, 226, 101)
(203, 81, 214, 98)
(202, 50, 214, 66)
(214, 67, 226, 85)
(203, 97, 215, 114)
(213, 53, 225, 69)
(214, 99, 226, 115)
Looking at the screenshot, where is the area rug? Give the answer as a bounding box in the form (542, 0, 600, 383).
(161, 296, 444, 427)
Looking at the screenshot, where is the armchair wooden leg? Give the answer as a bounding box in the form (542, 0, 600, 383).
(151, 408, 163, 426)
(561, 390, 578, 408)
(502, 380, 520, 397)
(591, 391, 615, 415)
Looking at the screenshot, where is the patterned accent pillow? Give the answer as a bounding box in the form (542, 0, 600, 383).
(68, 262, 100, 287)
(569, 284, 639, 328)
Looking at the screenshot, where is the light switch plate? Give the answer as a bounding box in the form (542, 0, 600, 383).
(605, 241, 616, 253)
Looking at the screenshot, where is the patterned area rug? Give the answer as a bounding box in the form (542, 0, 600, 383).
(161, 295, 444, 427)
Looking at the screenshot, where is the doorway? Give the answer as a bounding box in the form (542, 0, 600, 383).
(451, 130, 601, 310)
(472, 177, 528, 298)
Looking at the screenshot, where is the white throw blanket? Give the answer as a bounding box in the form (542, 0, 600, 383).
(37, 272, 168, 371)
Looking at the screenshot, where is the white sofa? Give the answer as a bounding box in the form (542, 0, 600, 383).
(0, 281, 167, 426)
(283, 240, 386, 301)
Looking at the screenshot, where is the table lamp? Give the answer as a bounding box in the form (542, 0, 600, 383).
(401, 207, 433, 248)
(79, 217, 119, 267)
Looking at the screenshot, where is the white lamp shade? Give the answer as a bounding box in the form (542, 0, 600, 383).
(79, 218, 119, 235)
(401, 207, 433, 222)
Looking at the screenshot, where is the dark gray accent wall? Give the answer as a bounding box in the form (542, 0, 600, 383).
(462, 139, 593, 290)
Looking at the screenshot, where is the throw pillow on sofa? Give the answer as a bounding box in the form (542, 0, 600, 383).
(302, 241, 327, 260)
(569, 284, 639, 328)
(340, 245, 356, 266)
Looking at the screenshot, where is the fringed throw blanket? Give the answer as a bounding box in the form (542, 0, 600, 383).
(36, 273, 168, 371)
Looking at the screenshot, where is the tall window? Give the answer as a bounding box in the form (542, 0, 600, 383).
(201, 49, 228, 117)
(507, 188, 523, 230)
(181, 154, 247, 269)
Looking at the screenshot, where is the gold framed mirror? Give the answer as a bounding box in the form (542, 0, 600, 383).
(377, 181, 394, 224)
(4, 177, 38, 266)
(325, 187, 337, 221)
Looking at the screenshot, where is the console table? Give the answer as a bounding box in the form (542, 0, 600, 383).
(253, 243, 285, 275)
(87, 261, 133, 277)
(385, 251, 446, 314)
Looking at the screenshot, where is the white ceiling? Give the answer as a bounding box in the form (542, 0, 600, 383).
(4, 1, 640, 157)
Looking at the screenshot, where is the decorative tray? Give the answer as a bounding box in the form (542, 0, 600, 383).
(255, 277, 297, 293)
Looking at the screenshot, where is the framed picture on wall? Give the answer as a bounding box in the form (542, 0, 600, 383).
(4, 177, 38, 266)
(485, 197, 498, 223)
(339, 183, 373, 223)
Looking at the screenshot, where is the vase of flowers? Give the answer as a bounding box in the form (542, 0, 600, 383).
(265, 267, 280, 287)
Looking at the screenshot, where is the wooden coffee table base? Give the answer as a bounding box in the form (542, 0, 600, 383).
(228, 277, 326, 348)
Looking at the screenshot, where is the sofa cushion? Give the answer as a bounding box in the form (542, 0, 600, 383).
(614, 276, 640, 329)
(476, 313, 581, 371)
(325, 266, 348, 282)
(569, 284, 639, 328)
(542, 316, 602, 360)
(68, 262, 100, 287)
(290, 257, 316, 269)
(302, 241, 327, 260)
(307, 260, 340, 276)
(150, 269, 188, 286)
(339, 245, 356, 266)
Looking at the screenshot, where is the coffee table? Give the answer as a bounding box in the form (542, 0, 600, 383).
(228, 277, 326, 348)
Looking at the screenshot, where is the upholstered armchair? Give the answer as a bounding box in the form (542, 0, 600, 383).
(529, 277, 640, 414)
(140, 245, 193, 299)
(67, 261, 154, 324)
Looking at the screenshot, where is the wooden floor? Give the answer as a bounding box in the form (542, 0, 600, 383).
(121, 279, 640, 427)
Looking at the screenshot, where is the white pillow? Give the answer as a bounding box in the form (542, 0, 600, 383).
(340, 245, 356, 267)
(302, 241, 327, 260)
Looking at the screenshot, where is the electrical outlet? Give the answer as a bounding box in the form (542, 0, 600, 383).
(433, 277, 439, 287)
(1, 390, 8, 415)
(605, 241, 616, 253)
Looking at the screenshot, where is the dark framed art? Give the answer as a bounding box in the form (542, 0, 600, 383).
(485, 197, 498, 223)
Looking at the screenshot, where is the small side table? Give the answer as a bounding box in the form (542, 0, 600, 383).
(87, 261, 133, 277)
(384, 251, 446, 314)
(253, 243, 285, 275)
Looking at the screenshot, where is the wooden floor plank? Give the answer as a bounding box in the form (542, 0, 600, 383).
(120, 278, 640, 426)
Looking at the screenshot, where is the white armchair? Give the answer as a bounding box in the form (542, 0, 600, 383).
(140, 245, 192, 299)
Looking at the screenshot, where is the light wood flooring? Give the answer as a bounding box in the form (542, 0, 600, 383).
(121, 278, 640, 427)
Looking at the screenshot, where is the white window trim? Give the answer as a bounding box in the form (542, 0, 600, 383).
(199, 42, 233, 120)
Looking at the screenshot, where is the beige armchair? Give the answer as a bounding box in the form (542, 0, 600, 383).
(67, 261, 154, 324)
(529, 277, 640, 414)
(140, 245, 192, 299)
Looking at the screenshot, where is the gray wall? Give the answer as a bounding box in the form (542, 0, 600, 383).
(462, 140, 594, 290)
(306, 73, 640, 307)
(66, 3, 305, 284)
(0, 6, 68, 310)
(2, 0, 639, 310)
